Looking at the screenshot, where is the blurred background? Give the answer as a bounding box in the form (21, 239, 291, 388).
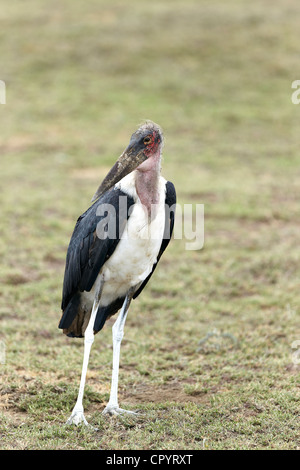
(0, 0, 299, 450)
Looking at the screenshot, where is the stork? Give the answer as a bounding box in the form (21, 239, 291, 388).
(59, 121, 176, 426)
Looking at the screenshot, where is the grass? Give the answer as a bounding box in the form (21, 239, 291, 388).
(0, 0, 300, 450)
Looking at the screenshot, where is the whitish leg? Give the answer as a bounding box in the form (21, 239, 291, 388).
(66, 279, 104, 427)
(102, 288, 138, 417)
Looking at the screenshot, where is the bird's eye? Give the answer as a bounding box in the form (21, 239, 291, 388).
(143, 136, 152, 145)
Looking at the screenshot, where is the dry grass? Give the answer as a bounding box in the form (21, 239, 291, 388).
(0, 0, 299, 450)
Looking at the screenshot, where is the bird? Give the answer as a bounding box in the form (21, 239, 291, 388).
(59, 121, 176, 426)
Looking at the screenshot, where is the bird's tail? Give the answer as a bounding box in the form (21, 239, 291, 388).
(59, 294, 127, 337)
(59, 293, 89, 338)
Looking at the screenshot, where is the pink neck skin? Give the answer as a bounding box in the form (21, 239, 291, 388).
(135, 148, 162, 218)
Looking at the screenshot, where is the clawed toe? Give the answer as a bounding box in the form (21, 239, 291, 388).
(102, 405, 139, 417)
(66, 409, 98, 430)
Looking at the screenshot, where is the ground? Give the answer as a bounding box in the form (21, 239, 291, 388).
(0, 0, 299, 450)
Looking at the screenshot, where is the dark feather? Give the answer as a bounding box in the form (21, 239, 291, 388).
(59, 180, 176, 336)
(59, 188, 134, 330)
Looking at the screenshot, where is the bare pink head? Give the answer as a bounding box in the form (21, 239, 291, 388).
(92, 121, 164, 202)
(134, 121, 164, 173)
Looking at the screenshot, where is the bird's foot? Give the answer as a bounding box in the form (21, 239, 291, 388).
(102, 404, 139, 417)
(66, 407, 97, 430)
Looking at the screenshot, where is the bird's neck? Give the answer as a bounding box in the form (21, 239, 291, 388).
(135, 153, 161, 218)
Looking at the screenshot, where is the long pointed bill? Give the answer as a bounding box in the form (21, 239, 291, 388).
(91, 146, 147, 202)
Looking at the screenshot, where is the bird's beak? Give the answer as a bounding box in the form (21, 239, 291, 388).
(91, 142, 147, 202)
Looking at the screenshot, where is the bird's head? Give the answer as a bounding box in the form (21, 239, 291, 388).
(92, 121, 164, 202)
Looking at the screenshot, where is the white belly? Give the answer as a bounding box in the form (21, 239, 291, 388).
(81, 173, 166, 309)
(101, 202, 165, 304)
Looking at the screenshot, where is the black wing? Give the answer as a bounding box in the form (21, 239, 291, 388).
(59, 188, 134, 330)
(133, 181, 176, 299)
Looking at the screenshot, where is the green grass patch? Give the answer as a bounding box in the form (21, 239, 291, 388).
(0, 0, 299, 450)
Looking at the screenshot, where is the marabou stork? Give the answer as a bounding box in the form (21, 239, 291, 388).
(59, 121, 176, 426)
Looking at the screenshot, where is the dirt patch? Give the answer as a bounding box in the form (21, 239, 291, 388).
(121, 381, 210, 406)
(2, 269, 42, 286)
(43, 253, 65, 268)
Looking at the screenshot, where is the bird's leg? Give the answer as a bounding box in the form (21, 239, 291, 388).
(66, 312, 96, 427)
(103, 288, 138, 417)
(66, 278, 104, 428)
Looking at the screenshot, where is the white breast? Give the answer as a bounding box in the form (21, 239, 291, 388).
(81, 172, 166, 309)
